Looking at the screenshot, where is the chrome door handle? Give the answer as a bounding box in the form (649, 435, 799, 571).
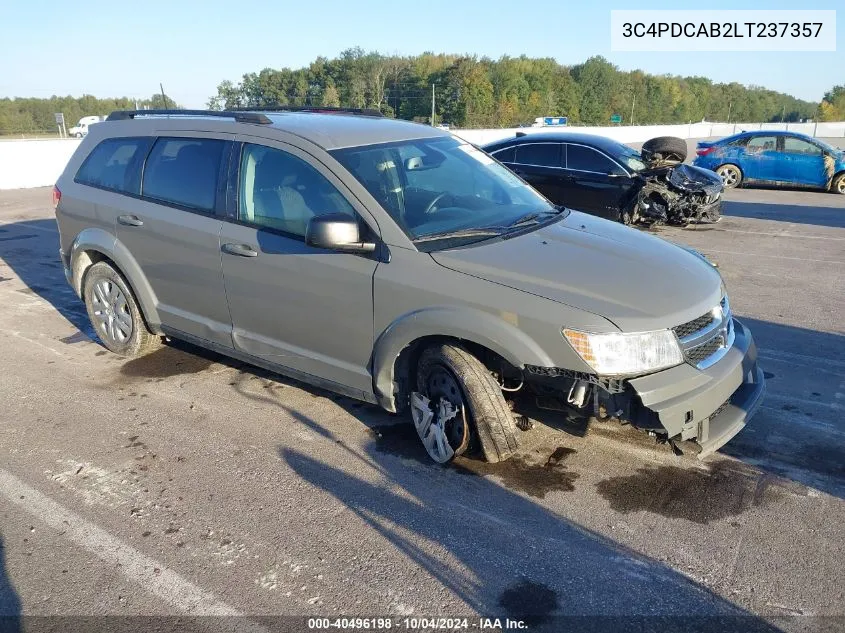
(221, 243, 258, 257)
(117, 215, 144, 227)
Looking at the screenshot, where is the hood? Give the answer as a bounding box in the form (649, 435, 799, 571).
(667, 163, 723, 196)
(430, 212, 723, 333)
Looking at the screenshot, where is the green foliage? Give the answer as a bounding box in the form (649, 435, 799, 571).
(818, 85, 845, 121)
(0, 94, 179, 135)
(206, 51, 818, 128)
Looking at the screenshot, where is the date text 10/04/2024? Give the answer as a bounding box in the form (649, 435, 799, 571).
(307, 617, 528, 630)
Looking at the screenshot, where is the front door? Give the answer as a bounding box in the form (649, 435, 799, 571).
(115, 134, 233, 347)
(562, 143, 633, 220)
(780, 136, 827, 188)
(219, 140, 378, 396)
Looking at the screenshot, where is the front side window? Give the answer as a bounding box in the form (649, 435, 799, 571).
(142, 137, 225, 212)
(566, 145, 625, 175)
(75, 137, 150, 194)
(782, 137, 822, 155)
(331, 137, 558, 244)
(745, 136, 778, 154)
(239, 144, 355, 238)
(514, 143, 561, 167)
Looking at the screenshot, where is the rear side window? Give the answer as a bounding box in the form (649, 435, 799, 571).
(142, 138, 226, 212)
(566, 145, 624, 175)
(514, 143, 560, 167)
(490, 146, 516, 162)
(746, 136, 778, 153)
(75, 137, 150, 194)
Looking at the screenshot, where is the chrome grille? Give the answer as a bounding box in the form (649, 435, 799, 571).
(673, 296, 734, 369)
(674, 313, 715, 339)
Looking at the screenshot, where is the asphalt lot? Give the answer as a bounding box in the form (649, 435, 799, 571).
(0, 185, 843, 632)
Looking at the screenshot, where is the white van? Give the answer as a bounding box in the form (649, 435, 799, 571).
(69, 116, 106, 138)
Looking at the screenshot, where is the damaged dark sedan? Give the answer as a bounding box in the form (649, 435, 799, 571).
(482, 132, 723, 226)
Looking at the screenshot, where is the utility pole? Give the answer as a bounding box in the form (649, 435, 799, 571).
(630, 93, 636, 126)
(160, 83, 168, 109)
(431, 84, 435, 127)
(727, 100, 732, 123)
(781, 104, 786, 123)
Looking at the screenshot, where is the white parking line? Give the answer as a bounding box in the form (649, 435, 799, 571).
(716, 228, 845, 241)
(700, 249, 844, 264)
(0, 468, 247, 617)
(758, 348, 845, 371)
(0, 220, 58, 233)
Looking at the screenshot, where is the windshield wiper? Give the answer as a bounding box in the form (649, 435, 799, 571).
(506, 207, 567, 228)
(413, 227, 506, 243)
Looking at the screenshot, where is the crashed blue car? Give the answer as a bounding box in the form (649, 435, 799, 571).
(693, 130, 845, 194)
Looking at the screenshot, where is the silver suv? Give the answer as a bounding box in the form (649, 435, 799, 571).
(54, 108, 765, 463)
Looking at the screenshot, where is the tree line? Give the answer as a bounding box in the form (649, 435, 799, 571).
(0, 94, 175, 135)
(207, 49, 818, 127)
(0, 50, 829, 134)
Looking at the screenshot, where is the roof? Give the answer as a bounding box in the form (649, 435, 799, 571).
(723, 129, 814, 140)
(102, 109, 450, 150)
(261, 112, 448, 149)
(482, 132, 636, 155)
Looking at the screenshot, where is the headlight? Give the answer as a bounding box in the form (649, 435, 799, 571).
(562, 328, 683, 376)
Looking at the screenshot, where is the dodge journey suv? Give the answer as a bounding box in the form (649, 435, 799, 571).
(54, 107, 766, 463)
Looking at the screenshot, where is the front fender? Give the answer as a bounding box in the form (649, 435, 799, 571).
(70, 228, 162, 331)
(371, 306, 557, 412)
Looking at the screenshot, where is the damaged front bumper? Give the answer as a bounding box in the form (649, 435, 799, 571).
(626, 318, 765, 458)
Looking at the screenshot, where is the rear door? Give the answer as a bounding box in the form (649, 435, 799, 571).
(115, 134, 234, 347)
(562, 143, 633, 219)
(740, 135, 780, 182)
(508, 143, 565, 203)
(218, 138, 378, 396)
(779, 136, 827, 187)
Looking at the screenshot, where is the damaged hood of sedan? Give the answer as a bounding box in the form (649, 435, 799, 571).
(663, 163, 723, 196)
(430, 211, 723, 333)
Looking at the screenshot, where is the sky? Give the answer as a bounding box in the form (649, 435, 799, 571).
(0, 0, 840, 109)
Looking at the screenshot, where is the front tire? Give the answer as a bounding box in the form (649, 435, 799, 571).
(414, 344, 520, 464)
(832, 173, 845, 195)
(83, 261, 160, 357)
(716, 164, 742, 189)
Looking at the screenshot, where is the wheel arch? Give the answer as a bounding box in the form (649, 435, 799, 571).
(371, 307, 555, 413)
(70, 228, 162, 333)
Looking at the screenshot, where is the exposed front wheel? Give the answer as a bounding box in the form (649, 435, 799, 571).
(832, 173, 845, 195)
(412, 344, 520, 464)
(83, 261, 160, 357)
(716, 164, 742, 189)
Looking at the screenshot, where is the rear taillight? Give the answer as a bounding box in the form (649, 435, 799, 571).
(52, 185, 61, 209)
(696, 146, 716, 157)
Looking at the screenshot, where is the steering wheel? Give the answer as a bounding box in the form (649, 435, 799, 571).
(423, 192, 453, 215)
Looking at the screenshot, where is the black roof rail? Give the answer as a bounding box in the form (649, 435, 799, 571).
(105, 109, 272, 124)
(230, 105, 385, 117)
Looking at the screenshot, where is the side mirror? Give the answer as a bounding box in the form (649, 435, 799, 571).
(305, 213, 376, 253)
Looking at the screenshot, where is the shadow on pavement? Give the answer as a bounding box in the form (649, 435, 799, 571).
(0, 536, 21, 632)
(721, 199, 845, 229)
(278, 414, 783, 631)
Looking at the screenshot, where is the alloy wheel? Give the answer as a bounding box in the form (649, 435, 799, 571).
(90, 279, 133, 345)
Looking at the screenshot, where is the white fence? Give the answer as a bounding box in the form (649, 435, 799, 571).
(2, 121, 844, 190)
(0, 138, 81, 190)
(452, 121, 845, 146)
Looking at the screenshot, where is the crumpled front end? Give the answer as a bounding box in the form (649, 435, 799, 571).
(635, 163, 724, 226)
(522, 299, 765, 458)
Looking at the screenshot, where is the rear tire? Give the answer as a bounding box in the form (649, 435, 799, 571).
(716, 164, 743, 189)
(83, 261, 160, 357)
(416, 344, 520, 463)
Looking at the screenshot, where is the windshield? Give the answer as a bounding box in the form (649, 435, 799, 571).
(331, 137, 559, 244)
(614, 142, 646, 172)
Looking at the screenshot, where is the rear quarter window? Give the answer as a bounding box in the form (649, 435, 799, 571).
(75, 137, 151, 194)
(141, 138, 226, 212)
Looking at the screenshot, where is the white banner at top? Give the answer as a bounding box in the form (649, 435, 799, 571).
(610, 10, 836, 52)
